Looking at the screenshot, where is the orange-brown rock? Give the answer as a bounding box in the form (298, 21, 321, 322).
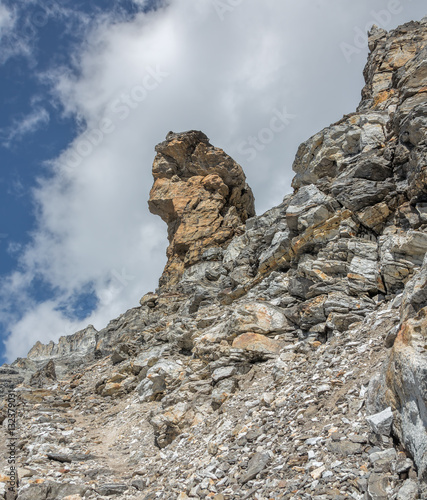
(232, 332, 280, 355)
(149, 131, 255, 288)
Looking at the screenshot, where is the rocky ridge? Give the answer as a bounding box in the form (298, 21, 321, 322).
(0, 18, 427, 500)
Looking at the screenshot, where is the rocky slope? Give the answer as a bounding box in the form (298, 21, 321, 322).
(1, 18, 427, 500)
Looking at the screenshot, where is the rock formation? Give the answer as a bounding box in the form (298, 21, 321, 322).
(0, 17, 426, 500)
(148, 130, 255, 289)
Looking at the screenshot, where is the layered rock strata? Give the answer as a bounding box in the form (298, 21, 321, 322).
(0, 17, 426, 500)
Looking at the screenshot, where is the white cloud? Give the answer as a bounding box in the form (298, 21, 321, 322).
(0, 2, 25, 63)
(2, 107, 50, 147)
(2, 0, 427, 361)
(0, 2, 14, 35)
(0, 0, 94, 65)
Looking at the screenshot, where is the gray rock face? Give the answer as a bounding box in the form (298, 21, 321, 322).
(0, 16, 427, 500)
(368, 253, 427, 479)
(27, 325, 98, 362)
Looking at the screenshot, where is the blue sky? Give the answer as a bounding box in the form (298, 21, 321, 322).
(0, 0, 426, 363)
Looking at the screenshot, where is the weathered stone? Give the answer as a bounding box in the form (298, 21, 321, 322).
(137, 359, 183, 402)
(232, 302, 290, 335)
(101, 382, 123, 397)
(132, 345, 169, 377)
(396, 479, 419, 500)
(232, 333, 280, 357)
(139, 292, 158, 308)
(366, 407, 393, 436)
(331, 177, 394, 212)
(367, 473, 391, 500)
(111, 342, 139, 365)
(401, 253, 427, 321)
(17, 484, 50, 500)
(240, 452, 270, 483)
(357, 202, 390, 234)
(96, 484, 128, 496)
(327, 440, 362, 456)
(369, 447, 397, 467)
(286, 185, 331, 231)
(211, 366, 236, 383)
(47, 453, 95, 463)
(211, 378, 237, 408)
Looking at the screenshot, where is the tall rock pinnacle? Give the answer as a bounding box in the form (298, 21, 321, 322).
(148, 130, 255, 289)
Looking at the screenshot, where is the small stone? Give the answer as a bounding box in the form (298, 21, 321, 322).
(328, 440, 362, 456)
(349, 434, 368, 444)
(240, 452, 270, 483)
(306, 437, 323, 446)
(208, 441, 218, 456)
(367, 473, 390, 500)
(46, 453, 72, 463)
(395, 456, 414, 474)
(369, 447, 397, 466)
(97, 484, 128, 496)
(317, 384, 331, 394)
(211, 366, 236, 383)
(232, 333, 280, 356)
(139, 292, 158, 307)
(310, 465, 325, 480)
(261, 392, 275, 406)
(177, 493, 190, 500)
(131, 479, 146, 491)
(397, 479, 419, 500)
(101, 382, 123, 397)
(366, 407, 393, 436)
(17, 468, 34, 479)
